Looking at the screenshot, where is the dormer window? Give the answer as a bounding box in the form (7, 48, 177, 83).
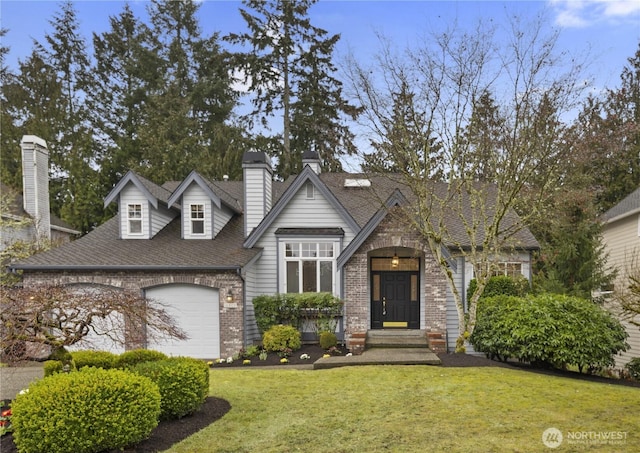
(128, 204, 142, 234)
(190, 204, 205, 235)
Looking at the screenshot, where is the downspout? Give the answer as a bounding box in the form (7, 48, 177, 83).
(238, 267, 247, 348)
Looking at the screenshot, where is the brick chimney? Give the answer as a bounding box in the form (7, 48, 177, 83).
(21, 135, 51, 240)
(242, 152, 273, 237)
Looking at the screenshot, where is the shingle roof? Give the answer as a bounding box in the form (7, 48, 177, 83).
(320, 173, 539, 250)
(15, 169, 539, 271)
(602, 187, 640, 223)
(16, 214, 260, 270)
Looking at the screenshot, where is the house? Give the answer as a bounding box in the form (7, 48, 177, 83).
(1, 136, 79, 252)
(13, 147, 539, 359)
(601, 187, 640, 368)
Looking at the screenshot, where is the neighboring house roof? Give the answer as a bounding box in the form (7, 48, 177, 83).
(602, 187, 640, 224)
(1, 182, 79, 235)
(16, 214, 261, 271)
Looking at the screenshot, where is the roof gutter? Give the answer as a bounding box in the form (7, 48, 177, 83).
(11, 264, 243, 272)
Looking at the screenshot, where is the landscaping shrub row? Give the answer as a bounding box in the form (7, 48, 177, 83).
(11, 349, 209, 453)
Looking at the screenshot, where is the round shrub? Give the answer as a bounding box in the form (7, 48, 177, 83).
(71, 350, 118, 370)
(319, 331, 338, 349)
(43, 360, 72, 376)
(132, 357, 209, 420)
(116, 349, 168, 369)
(262, 324, 302, 352)
(626, 358, 640, 380)
(11, 367, 160, 453)
(470, 293, 629, 372)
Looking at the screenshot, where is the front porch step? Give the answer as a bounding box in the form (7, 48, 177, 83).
(366, 330, 429, 349)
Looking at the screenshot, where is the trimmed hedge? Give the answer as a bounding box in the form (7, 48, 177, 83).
(71, 350, 118, 370)
(132, 357, 209, 420)
(253, 292, 343, 334)
(116, 349, 168, 369)
(470, 293, 629, 372)
(11, 367, 160, 453)
(262, 324, 302, 352)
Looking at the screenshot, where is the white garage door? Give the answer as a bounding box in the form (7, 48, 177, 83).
(146, 284, 220, 359)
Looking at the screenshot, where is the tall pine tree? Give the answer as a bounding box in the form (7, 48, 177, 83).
(227, 0, 357, 178)
(136, 0, 241, 183)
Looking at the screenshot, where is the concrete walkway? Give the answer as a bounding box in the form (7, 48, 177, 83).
(0, 364, 44, 401)
(313, 347, 441, 370)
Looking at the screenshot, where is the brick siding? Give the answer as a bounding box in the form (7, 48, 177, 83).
(22, 270, 244, 358)
(343, 208, 448, 350)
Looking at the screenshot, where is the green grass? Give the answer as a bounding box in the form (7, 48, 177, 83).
(167, 366, 640, 453)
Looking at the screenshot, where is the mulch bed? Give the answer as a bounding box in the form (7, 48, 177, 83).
(210, 344, 340, 368)
(1, 346, 638, 453)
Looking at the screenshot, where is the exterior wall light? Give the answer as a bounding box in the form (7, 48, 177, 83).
(391, 252, 399, 268)
(226, 290, 233, 303)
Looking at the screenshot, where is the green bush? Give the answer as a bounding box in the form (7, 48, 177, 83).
(470, 293, 629, 372)
(262, 324, 302, 352)
(626, 358, 640, 380)
(467, 275, 529, 307)
(71, 350, 118, 370)
(253, 293, 343, 333)
(43, 360, 69, 376)
(132, 357, 209, 420)
(116, 349, 168, 369)
(11, 367, 160, 453)
(319, 331, 338, 349)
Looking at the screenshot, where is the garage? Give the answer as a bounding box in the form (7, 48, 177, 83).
(146, 284, 220, 359)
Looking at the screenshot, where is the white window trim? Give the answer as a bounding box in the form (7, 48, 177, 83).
(127, 203, 143, 235)
(280, 240, 337, 294)
(189, 203, 206, 236)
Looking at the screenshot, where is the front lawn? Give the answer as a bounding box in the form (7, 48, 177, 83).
(168, 366, 639, 452)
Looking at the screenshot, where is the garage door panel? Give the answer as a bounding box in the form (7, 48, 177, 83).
(146, 284, 220, 359)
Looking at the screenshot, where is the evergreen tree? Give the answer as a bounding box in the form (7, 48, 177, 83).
(137, 0, 240, 183)
(88, 4, 161, 206)
(227, 0, 357, 178)
(363, 81, 441, 177)
(573, 42, 640, 213)
(0, 27, 23, 188)
(41, 1, 102, 233)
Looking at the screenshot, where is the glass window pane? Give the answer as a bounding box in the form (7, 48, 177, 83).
(371, 257, 419, 271)
(320, 261, 332, 292)
(128, 204, 141, 219)
(191, 204, 204, 219)
(287, 261, 299, 293)
(192, 220, 204, 234)
(129, 220, 142, 234)
(373, 274, 380, 301)
(319, 242, 333, 257)
(302, 243, 316, 257)
(286, 243, 299, 257)
(302, 261, 317, 292)
(411, 275, 418, 301)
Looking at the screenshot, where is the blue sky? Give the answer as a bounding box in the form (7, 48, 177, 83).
(1, 0, 638, 94)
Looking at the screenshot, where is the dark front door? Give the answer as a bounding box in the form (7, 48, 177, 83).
(371, 271, 419, 329)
